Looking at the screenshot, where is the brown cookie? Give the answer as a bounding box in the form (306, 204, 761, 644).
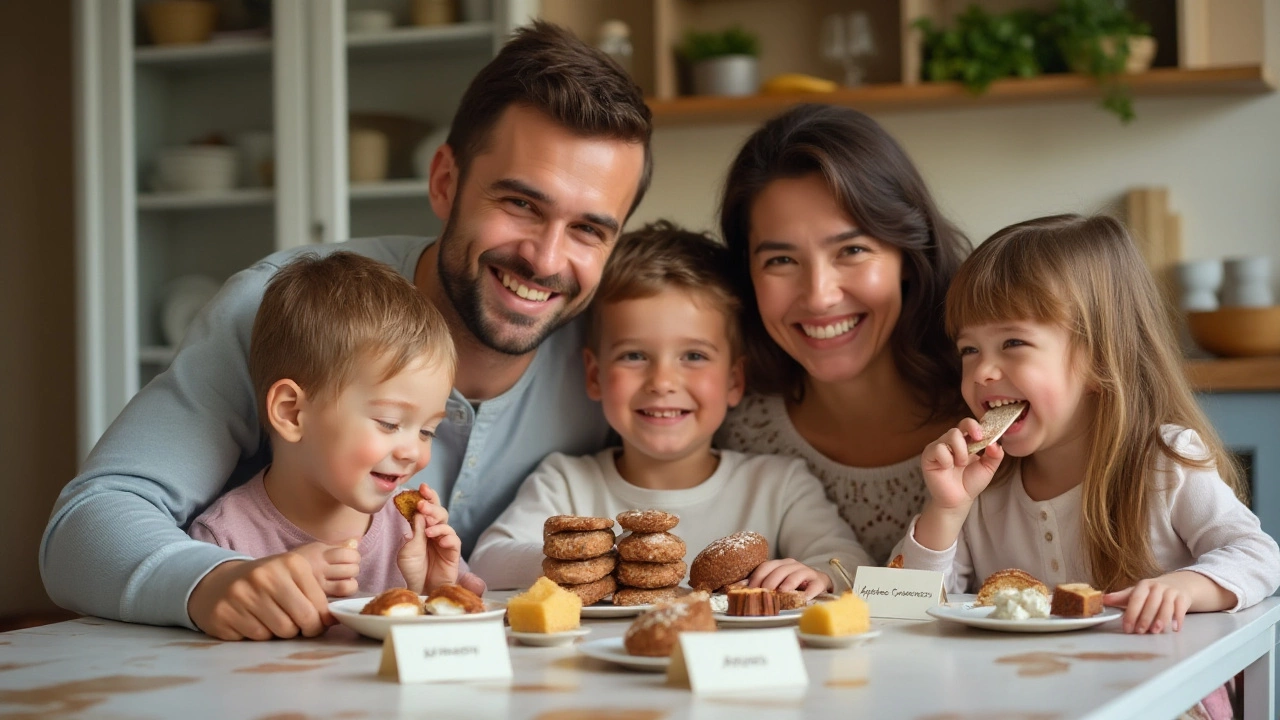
(616, 532, 686, 563)
(543, 529, 616, 560)
(689, 531, 769, 592)
(393, 491, 422, 524)
(542, 551, 618, 585)
(613, 586, 681, 606)
(543, 515, 615, 535)
(616, 509, 679, 533)
(615, 560, 687, 589)
(562, 574, 617, 607)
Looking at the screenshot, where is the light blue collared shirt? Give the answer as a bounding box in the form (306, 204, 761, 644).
(41, 235, 609, 629)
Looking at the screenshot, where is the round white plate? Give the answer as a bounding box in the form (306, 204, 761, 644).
(577, 637, 669, 672)
(797, 628, 881, 648)
(712, 609, 803, 628)
(926, 602, 1122, 633)
(507, 627, 591, 647)
(329, 597, 506, 640)
(580, 602, 653, 619)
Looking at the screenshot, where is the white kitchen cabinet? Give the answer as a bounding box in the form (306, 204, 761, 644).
(74, 0, 535, 459)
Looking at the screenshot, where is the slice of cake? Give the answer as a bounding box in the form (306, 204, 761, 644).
(975, 569, 1049, 607)
(798, 591, 870, 636)
(507, 576, 582, 633)
(726, 587, 778, 616)
(1051, 583, 1103, 618)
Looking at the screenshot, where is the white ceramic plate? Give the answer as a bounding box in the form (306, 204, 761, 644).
(577, 637, 669, 672)
(926, 602, 1122, 633)
(507, 627, 591, 647)
(580, 602, 653, 619)
(329, 597, 506, 640)
(797, 628, 881, 649)
(712, 609, 803, 628)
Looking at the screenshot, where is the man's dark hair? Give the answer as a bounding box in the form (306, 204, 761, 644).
(448, 21, 653, 218)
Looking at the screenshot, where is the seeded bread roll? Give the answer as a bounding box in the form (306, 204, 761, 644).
(689, 531, 768, 592)
(623, 592, 715, 657)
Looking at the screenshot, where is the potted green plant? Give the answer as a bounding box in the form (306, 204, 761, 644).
(1047, 0, 1154, 121)
(680, 26, 761, 97)
(915, 6, 1049, 95)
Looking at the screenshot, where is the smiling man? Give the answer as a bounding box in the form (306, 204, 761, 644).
(42, 22, 652, 640)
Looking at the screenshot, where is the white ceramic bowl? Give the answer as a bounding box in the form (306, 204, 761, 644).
(153, 146, 237, 193)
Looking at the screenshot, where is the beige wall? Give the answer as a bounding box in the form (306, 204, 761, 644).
(0, 2, 75, 617)
(636, 7, 1280, 298)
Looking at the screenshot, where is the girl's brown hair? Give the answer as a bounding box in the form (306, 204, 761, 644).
(947, 214, 1244, 591)
(250, 252, 457, 429)
(720, 103, 970, 422)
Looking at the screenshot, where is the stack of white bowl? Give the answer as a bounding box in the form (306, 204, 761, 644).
(152, 146, 238, 194)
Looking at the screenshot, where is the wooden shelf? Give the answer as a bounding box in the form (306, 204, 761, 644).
(138, 188, 274, 211)
(349, 179, 429, 200)
(648, 66, 1274, 125)
(347, 22, 493, 60)
(1186, 358, 1280, 393)
(135, 38, 272, 71)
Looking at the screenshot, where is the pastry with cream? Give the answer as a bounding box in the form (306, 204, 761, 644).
(360, 587, 422, 617)
(424, 583, 486, 615)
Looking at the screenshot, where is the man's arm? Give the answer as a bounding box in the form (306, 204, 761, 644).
(41, 263, 278, 629)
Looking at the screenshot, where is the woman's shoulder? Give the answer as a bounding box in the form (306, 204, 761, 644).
(718, 393, 791, 452)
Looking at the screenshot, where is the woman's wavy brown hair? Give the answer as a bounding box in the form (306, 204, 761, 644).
(947, 214, 1245, 591)
(719, 104, 970, 423)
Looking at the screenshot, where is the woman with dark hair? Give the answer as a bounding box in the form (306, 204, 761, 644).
(717, 104, 970, 564)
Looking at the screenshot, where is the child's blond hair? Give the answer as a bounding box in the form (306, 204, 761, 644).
(946, 214, 1243, 591)
(587, 220, 741, 355)
(249, 251, 456, 429)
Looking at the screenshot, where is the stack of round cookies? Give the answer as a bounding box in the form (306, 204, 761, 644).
(613, 509, 687, 606)
(542, 515, 618, 606)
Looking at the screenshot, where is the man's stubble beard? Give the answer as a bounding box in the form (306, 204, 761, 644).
(435, 211, 587, 357)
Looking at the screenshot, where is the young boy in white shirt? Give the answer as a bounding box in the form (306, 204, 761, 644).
(189, 252, 483, 639)
(470, 222, 872, 599)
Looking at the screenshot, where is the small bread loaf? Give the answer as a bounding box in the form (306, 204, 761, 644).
(689, 531, 768, 592)
(1051, 583, 1103, 618)
(617, 532, 686, 563)
(543, 529, 616, 560)
(623, 592, 715, 657)
(616, 509, 679, 534)
(615, 560, 687, 589)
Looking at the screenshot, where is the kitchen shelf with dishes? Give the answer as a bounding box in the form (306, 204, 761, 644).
(347, 21, 495, 59)
(137, 187, 275, 211)
(349, 179, 431, 201)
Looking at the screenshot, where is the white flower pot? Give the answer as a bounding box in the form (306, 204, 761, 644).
(692, 55, 759, 97)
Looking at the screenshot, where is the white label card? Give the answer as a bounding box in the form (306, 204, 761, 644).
(851, 566, 945, 620)
(378, 622, 511, 684)
(668, 628, 807, 694)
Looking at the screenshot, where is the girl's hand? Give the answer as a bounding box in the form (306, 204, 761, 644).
(921, 420, 1005, 511)
(423, 520, 462, 593)
(748, 558, 833, 601)
(1103, 574, 1194, 634)
(396, 514, 429, 595)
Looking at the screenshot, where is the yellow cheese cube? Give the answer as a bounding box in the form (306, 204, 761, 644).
(506, 576, 582, 633)
(799, 591, 870, 636)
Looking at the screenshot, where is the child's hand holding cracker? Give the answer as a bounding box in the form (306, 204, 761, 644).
(914, 419, 1006, 552)
(397, 484, 468, 594)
